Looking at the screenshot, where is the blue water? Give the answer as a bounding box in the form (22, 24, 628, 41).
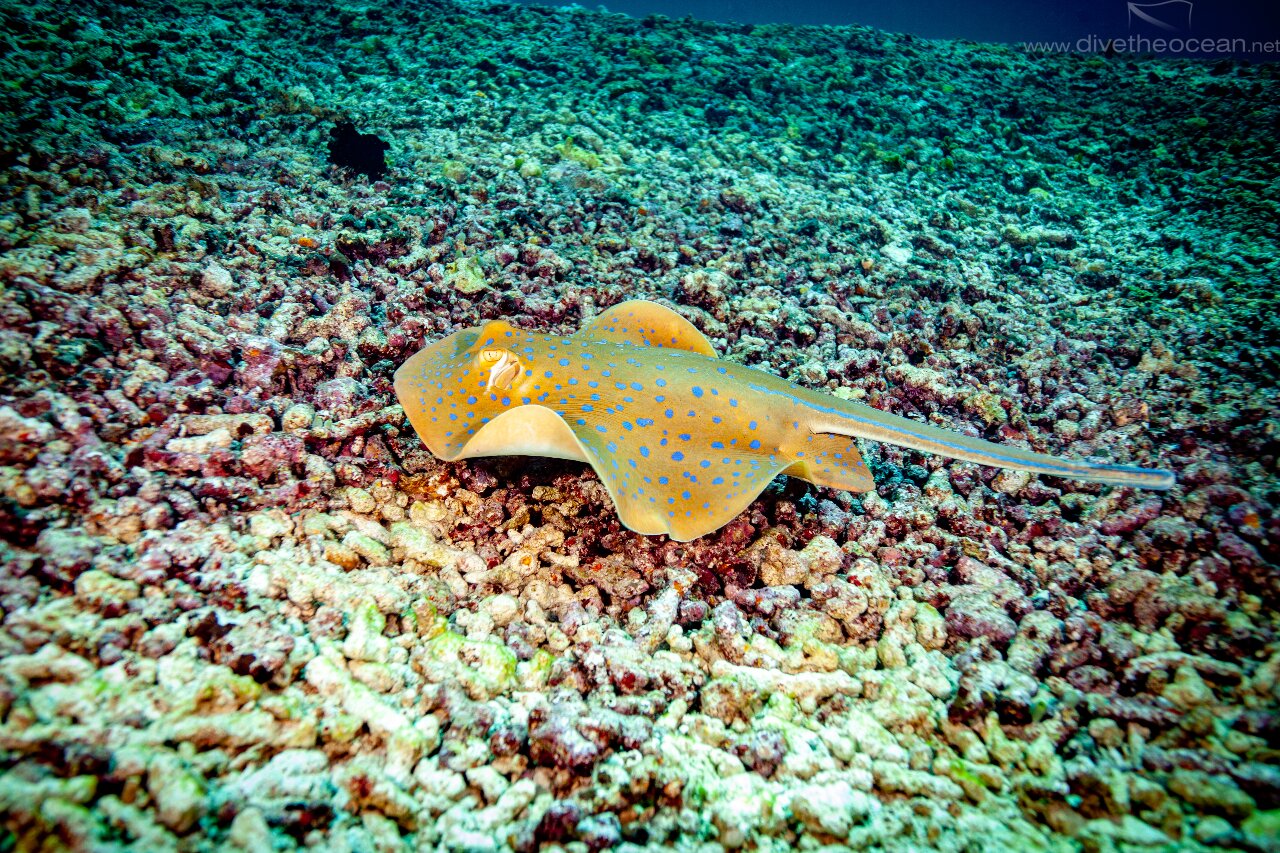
(512, 0, 1278, 59)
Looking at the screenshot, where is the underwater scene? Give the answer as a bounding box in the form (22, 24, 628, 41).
(0, 0, 1277, 850)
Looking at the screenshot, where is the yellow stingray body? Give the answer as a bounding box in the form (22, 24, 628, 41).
(394, 301, 1174, 541)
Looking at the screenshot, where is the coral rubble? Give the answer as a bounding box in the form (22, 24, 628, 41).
(0, 0, 1276, 850)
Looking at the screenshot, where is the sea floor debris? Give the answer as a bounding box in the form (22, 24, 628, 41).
(0, 0, 1277, 850)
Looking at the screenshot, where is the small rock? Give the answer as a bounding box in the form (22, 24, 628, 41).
(248, 510, 292, 541)
(1241, 810, 1280, 851)
(448, 256, 487, 294)
(324, 540, 361, 570)
(281, 402, 316, 431)
(314, 377, 366, 420)
(227, 807, 273, 853)
(166, 428, 234, 453)
(200, 262, 234, 297)
(74, 569, 140, 605)
(343, 599, 391, 663)
(1194, 815, 1237, 846)
(880, 243, 912, 265)
(576, 812, 621, 852)
(1163, 664, 1214, 710)
(760, 543, 807, 587)
(148, 752, 206, 833)
(945, 594, 1017, 644)
(1168, 770, 1256, 819)
(485, 594, 519, 627)
(992, 468, 1033, 495)
(347, 487, 376, 515)
(343, 531, 389, 564)
(54, 207, 93, 233)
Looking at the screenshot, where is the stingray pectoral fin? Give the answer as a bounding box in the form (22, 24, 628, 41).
(575, 429, 792, 541)
(576, 300, 718, 357)
(454, 405, 590, 463)
(781, 432, 877, 493)
(664, 483, 773, 542)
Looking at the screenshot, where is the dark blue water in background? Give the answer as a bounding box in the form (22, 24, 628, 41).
(511, 0, 1277, 60)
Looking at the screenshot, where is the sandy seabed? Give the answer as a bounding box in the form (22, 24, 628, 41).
(0, 0, 1277, 850)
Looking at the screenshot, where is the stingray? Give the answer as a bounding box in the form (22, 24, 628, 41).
(394, 301, 1174, 541)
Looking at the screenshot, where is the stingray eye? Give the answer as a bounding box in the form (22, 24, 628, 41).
(480, 348, 521, 391)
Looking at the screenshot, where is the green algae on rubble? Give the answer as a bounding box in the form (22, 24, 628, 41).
(417, 629, 517, 701)
(0, 0, 1276, 849)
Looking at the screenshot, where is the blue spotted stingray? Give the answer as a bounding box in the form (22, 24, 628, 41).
(394, 301, 1174, 541)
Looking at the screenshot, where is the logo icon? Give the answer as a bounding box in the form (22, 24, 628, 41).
(1127, 1, 1193, 33)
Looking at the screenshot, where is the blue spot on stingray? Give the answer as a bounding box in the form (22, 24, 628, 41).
(467, 396, 477, 404)
(658, 476, 669, 484)
(672, 451, 684, 461)
(636, 417, 654, 427)
(712, 477, 724, 485)
(588, 381, 599, 389)
(655, 378, 667, 387)
(679, 433, 691, 440)
(700, 460, 711, 468)
(712, 416, 722, 424)
(544, 371, 553, 378)
(691, 386, 703, 397)
(558, 358, 569, 366)
(623, 422, 633, 431)
(640, 446, 650, 457)
(583, 404, 594, 412)
(711, 441, 724, 449)
(576, 419, 586, 426)
(748, 421, 757, 430)
(596, 425, 607, 433)
(664, 409, 674, 418)
(749, 439, 761, 449)
(682, 490, 691, 500)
